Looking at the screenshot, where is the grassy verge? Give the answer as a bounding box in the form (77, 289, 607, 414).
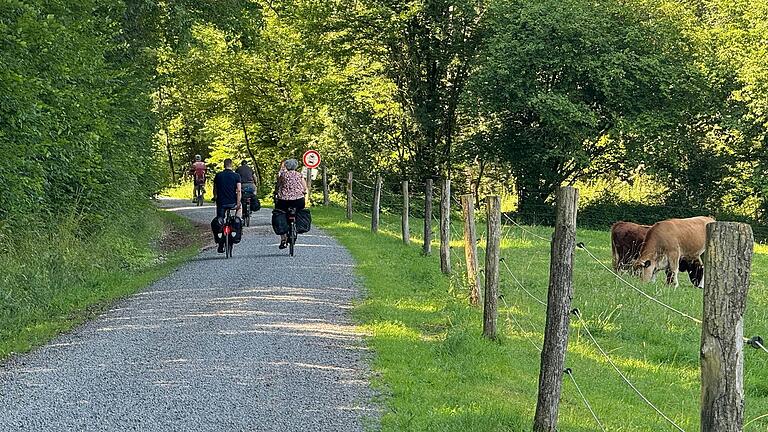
(312, 205, 768, 431)
(0, 209, 201, 358)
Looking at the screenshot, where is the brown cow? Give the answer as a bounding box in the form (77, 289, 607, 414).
(611, 222, 651, 272)
(634, 216, 715, 288)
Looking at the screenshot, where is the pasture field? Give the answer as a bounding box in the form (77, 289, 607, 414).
(312, 204, 768, 431)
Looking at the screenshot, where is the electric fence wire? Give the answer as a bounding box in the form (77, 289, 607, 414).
(576, 242, 703, 325)
(498, 294, 541, 351)
(565, 368, 607, 432)
(500, 258, 547, 307)
(502, 213, 552, 242)
(572, 309, 686, 432)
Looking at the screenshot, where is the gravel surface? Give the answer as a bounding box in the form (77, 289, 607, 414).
(0, 198, 378, 431)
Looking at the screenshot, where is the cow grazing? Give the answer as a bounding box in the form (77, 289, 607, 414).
(634, 216, 715, 288)
(679, 258, 704, 288)
(610, 222, 651, 272)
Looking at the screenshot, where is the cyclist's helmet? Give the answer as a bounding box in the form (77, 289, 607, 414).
(194, 154, 202, 161)
(241, 160, 248, 166)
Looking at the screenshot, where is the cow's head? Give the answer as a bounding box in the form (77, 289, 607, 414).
(634, 253, 668, 283)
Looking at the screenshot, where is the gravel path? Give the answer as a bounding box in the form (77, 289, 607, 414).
(0, 198, 377, 431)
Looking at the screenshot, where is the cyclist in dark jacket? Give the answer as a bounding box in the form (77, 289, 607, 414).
(211, 158, 241, 253)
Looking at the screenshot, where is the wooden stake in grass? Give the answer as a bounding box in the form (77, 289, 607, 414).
(440, 178, 451, 274)
(534, 186, 578, 432)
(322, 164, 330, 206)
(372, 175, 382, 233)
(701, 222, 753, 432)
(402, 180, 410, 245)
(423, 178, 433, 255)
(483, 195, 500, 340)
(462, 194, 481, 305)
(346, 172, 353, 220)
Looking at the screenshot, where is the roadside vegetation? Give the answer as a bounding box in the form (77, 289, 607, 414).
(0, 209, 201, 358)
(312, 204, 768, 431)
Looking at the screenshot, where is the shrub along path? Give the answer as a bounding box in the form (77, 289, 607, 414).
(0, 198, 376, 431)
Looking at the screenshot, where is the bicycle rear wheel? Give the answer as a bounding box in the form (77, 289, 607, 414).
(225, 232, 231, 258)
(289, 224, 297, 257)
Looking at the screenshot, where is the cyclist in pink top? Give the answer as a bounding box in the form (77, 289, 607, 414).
(275, 159, 307, 248)
(189, 155, 207, 202)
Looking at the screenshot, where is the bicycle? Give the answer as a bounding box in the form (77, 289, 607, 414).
(194, 183, 205, 206)
(242, 196, 251, 227)
(220, 206, 238, 258)
(286, 207, 298, 257)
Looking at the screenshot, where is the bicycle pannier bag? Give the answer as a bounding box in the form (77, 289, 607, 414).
(251, 197, 261, 212)
(296, 209, 312, 234)
(271, 210, 289, 235)
(232, 216, 243, 243)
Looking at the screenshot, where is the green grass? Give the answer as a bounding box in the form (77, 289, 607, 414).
(0, 209, 201, 358)
(312, 205, 768, 431)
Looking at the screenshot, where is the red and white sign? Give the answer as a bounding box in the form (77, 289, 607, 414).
(302, 150, 321, 169)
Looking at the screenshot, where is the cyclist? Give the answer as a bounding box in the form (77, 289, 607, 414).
(236, 160, 257, 209)
(189, 155, 207, 202)
(211, 158, 242, 253)
(275, 159, 307, 249)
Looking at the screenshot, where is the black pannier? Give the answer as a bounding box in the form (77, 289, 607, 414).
(231, 216, 243, 243)
(296, 209, 311, 234)
(271, 210, 289, 235)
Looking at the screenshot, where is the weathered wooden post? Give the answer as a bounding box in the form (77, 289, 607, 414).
(440, 179, 452, 274)
(402, 180, 410, 245)
(346, 172, 353, 220)
(483, 195, 500, 340)
(322, 164, 330, 206)
(701, 222, 753, 432)
(305, 169, 313, 206)
(462, 194, 481, 305)
(534, 186, 578, 432)
(423, 179, 433, 255)
(371, 175, 382, 233)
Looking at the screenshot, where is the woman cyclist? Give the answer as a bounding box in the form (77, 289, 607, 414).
(275, 159, 307, 249)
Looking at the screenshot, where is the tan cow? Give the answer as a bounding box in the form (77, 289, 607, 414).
(610, 221, 651, 272)
(634, 216, 715, 288)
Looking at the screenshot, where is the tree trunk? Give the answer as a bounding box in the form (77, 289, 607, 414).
(701, 222, 753, 432)
(346, 172, 353, 220)
(372, 175, 382, 233)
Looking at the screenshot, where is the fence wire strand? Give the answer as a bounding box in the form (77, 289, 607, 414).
(565, 368, 607, 432)
(577, 243, 703, 325)
(573, 310, 686, 432)
(501, 258, 547, 307)
(499, 294, 541, 351)
(502, 213, 552, 242)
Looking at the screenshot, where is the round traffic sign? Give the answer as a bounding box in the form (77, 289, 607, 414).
(303, 150, 321, 169)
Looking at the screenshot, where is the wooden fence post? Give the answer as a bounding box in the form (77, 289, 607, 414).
(305, 169, 313, 206)
(440, 179, 452, 274)
(322, 164, 330, 206)
(462, 194, 481, 305)
(423, 179, 433, 255)
(483, 195, 500, 340)
(346, 172, 353, 220)
(701, 222, 753, 432)
(402, 180, 410, 244)
(534, 186, 579, 432)
(372, 175, 382, 233)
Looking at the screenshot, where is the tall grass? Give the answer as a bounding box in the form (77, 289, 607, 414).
(0, 207, 200, 357)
